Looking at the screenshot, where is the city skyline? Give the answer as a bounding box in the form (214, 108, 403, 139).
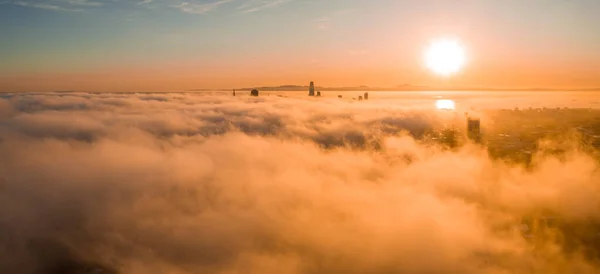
(2, 2, 600, 272)
(1, 0, 600, 92)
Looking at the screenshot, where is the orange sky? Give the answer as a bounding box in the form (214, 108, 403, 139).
(1, 0, 599, 91)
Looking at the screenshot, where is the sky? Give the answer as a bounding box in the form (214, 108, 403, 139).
(1, 0, 600, 92)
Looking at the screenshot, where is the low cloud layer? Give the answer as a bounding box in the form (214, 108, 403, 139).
(0, 92, 599, 274)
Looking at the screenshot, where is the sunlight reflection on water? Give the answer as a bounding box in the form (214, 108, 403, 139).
(436, 99, 455, 110)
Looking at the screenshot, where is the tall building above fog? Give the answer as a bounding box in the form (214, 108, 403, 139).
(309, 81, 315, 96)
(467, 117, 481, 142)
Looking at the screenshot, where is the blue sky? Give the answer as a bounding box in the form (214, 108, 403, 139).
(1, 0, 600, 91)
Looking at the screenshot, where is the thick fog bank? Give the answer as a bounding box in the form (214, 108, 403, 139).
(0, 92, 599, 274)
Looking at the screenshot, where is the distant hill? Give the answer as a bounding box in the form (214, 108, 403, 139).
(189, 84, 433, 92)
(188, 85, 600, 92)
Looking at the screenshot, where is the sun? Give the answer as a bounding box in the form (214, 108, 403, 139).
(425, 39, 466, 76)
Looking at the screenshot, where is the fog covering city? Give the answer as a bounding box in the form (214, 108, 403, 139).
(1, 90, 600, 274)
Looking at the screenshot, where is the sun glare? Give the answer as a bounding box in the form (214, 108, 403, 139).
(436, 99, 455, 110)
(425, 39, 466, 76)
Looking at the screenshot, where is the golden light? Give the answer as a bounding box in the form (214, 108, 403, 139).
(436, 99, 455, 110)
(425, 39, 466, 76)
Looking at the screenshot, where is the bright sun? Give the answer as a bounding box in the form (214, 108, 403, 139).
(425, 39, 466, 76)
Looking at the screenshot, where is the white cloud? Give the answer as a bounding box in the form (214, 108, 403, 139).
(173, 0, 232, 14)
(63, 0, 103, 6)
(13, 0, 83, 11)
(11, 0, 103, 12)
(10, 0, 292, 14)
(238, 0, 291, 13)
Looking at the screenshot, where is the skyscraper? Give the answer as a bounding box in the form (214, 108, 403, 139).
(309, 81, 315, 96)
(467, 117, 481, 142)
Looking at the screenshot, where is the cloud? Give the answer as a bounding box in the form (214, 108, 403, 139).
(10, 0, 290, 14)
(173, 0, 232, 14)
(0, 92, 600, 273)
(63, 0, 103, 6)
(238, 0, 291, 13)
(12, 0, 84, 12)
(11, 0, 103, 12)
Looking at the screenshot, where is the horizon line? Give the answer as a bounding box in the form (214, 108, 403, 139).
(1, 85, 600, 93)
